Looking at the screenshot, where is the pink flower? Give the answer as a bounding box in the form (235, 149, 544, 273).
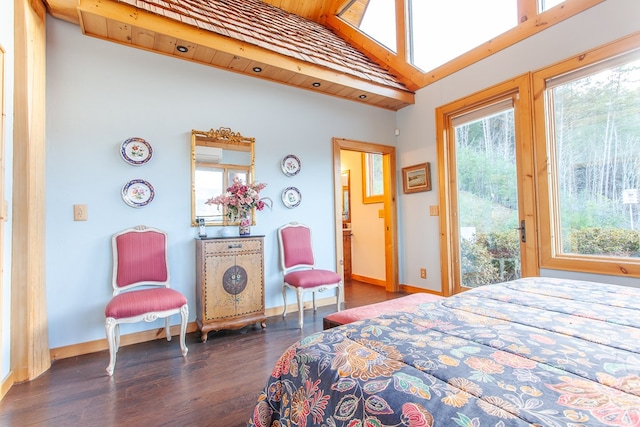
(205, 176, 272, 221)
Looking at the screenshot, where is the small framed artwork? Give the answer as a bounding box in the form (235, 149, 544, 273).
(402, 162, 431, 194)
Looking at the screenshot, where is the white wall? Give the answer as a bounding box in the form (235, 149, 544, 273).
(396, 0, 640, 291)
(1, 0, 14, 383)
(45, 18, 397, 349)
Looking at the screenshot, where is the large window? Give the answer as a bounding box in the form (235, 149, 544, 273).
(332, 0, 604, 90)
(407, 0, 516, 72)
(534, 35, 640, 277)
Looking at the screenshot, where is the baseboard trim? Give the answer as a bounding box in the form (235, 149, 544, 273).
(400, 284, 444, 296)
(50, 323, 199, 361)
(351, 274, 386, 287)
(0, 370, 14, 402)
(50, 297, 340, 361)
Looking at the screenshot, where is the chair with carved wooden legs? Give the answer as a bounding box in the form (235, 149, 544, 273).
(104, 225, 188, 376)
(277, 222, 343, 328)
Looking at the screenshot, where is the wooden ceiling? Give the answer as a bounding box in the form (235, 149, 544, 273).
(44, 0, 415, 110)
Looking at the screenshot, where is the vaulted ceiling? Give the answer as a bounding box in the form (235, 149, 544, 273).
(44, 0, 416, 110)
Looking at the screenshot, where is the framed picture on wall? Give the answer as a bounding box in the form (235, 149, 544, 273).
(402, 162, 431, 194)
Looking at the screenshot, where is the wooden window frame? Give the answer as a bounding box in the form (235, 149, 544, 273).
(436, 74, 538, 296)
(361, 152, 384, 204)
(328, 0, 605, 91)
(532, 32, 640, 278)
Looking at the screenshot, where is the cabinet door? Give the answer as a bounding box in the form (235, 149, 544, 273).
(234, 251, 264, 316)
(203, 250, 264, 321)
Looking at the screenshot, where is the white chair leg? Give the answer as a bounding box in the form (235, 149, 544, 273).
(165, 317, 172, 342)
(296, 287, 305, 328)
(337, 283, 343, 312)
(282, 284, 289, 318)
(105, 318, 118, 376)
(312, 291, 317, 312)
(179, 304, 189, 357)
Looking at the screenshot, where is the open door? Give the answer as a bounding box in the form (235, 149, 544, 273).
(332, 138, 399, 292)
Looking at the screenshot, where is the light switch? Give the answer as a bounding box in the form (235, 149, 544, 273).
(73, 204, 88, 221)
(429, 205, 439, 216)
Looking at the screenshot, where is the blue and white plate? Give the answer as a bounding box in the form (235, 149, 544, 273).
(281, 154, 301, 176)
(121, 137, 153, 166)
(122, 179, 155, 208)
(282, 186, 301, 208)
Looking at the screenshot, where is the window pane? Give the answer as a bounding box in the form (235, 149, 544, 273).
(455, 108, 521, 288)
(362, 153, 384, 203)
(548, 58, 640, 258)
(339, 0, 396, 52)
(539, 0, 564, 13)
(195, 167, 224, 219)
(408, 0, 516, 72)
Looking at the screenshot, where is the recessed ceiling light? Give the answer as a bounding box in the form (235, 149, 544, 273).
(312, 82, 321, 87)
(359, 94, 367, 99)
(176, 45, 188, 53)
(252, 67, 262, 73)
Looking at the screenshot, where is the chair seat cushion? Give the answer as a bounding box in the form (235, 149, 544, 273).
(284, 269, 341, 289)
(105, 287, 187, 319)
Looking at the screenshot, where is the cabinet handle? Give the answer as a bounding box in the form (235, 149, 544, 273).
(228, 243, 243, 249)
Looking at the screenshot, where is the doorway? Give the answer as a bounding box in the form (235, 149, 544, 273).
(332, 138, 398, 292)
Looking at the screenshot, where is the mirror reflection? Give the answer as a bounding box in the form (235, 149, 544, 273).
(191, 127, 255, 226)
(342, 170, 351, 225)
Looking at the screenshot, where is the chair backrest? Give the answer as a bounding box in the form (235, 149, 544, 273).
(112, 225, 170, 293)
(277, 222, 316, 273)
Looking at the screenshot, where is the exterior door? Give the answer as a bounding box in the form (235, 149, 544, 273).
(437, 76, 538, 295)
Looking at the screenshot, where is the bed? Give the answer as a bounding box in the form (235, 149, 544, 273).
(248, 277, 640, 426)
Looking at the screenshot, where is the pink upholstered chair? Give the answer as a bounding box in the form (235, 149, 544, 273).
(104, 225, 188, 376)
(277, 222, 343, 328)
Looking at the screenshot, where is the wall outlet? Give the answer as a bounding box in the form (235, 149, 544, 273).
(420, 268, 426, 279)
(73, 204, 88, 221)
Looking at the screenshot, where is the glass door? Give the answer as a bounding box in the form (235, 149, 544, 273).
(453, 103, 522, 289)
(437, 76, 538, 295)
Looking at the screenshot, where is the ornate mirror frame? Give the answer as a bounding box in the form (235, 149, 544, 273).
(191, 127, 255, 226)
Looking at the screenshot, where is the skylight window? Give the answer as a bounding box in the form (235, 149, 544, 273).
(407, 0, 517, 72)
(339, 0, 397, 53)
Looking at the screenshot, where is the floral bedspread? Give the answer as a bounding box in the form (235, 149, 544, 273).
(248, 277, 640, 427)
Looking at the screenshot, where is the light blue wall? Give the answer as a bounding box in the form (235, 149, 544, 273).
(396, 0, 640, 291)
(41, 0, 640, 352)
(45, 18, 397, 349)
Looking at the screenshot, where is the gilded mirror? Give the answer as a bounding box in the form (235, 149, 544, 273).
(191, 127, 255, 226)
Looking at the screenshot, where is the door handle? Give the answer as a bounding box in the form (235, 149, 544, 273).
(515, 220, 526, 243)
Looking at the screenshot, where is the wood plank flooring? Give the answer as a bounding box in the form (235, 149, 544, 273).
(0, 281, 404, 427)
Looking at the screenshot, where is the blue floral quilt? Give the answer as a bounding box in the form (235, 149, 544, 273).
(249, 277, 640, 427)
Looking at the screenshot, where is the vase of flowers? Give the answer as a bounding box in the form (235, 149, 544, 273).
(205, 177, 271, 236)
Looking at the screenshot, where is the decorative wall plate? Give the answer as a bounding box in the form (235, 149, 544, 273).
(121, 137, 153, 166)
(122, 179, 155, 208)
(281, 154, 301, 176)
(282, 186, 301, 208)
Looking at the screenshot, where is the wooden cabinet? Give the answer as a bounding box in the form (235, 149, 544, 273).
(195, 236, 266, 342)
(343, 229, 352, 280)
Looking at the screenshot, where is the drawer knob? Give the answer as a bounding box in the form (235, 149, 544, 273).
(228, 243, 242, 249)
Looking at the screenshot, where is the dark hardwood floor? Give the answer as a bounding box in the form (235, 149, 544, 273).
(0, 281, 404, 427)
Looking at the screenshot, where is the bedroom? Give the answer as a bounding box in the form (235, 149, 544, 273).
(1, 0, 639, 419)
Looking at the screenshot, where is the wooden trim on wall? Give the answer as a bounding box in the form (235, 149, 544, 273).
(0, 44, 5, 399)
(11, 0, 51, 382)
